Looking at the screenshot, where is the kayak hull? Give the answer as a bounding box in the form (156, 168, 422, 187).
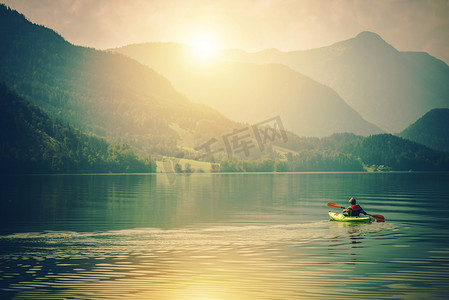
(328, 212, 371, 223)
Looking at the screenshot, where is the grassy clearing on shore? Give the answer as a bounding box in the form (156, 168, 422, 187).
(156, 158, 212, 173)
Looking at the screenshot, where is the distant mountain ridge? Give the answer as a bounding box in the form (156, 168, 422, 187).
(222, 31, 449, 133)
(112, 42, 383, 137)
(399, 108, 449, 153)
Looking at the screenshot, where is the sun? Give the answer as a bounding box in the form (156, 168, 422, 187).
(188, 32, 220, 62)
(194, 39, 215, 57)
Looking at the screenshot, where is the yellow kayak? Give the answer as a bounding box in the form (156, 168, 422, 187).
(328, 211, 371, 223)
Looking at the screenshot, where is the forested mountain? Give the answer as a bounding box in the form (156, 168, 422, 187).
(222, 31, 449, 133)
(217, 132, 449, 172)
(0, 83, 156, 174)
(399, 109, 449, 153)
(326, 133, 449, 171)
(0, 4, 237, 156)
(274, 132, 449, 172)
(111, 42, 382, 137)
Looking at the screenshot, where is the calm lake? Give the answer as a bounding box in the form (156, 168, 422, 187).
(1, 172, 449, 299)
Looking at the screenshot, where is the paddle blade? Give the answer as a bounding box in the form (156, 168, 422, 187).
(371, 214, 385, 222)
(327, 202, 343, 208)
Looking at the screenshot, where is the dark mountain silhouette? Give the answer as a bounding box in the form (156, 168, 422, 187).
(112, 42, 383, 137)
(399, 108, 449, 153)
(222, 31, 449, 133)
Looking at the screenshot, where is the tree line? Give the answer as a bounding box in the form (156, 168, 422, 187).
(190, 132, 449, 173)
(0, 83, 156, 174)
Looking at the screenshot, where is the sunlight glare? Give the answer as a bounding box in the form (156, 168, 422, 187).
(188, 32, 220, 62)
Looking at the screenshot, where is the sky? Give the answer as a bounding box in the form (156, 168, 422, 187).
(2, 0, 449, 64)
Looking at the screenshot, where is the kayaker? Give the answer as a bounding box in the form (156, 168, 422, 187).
(343, 197, 367, 217)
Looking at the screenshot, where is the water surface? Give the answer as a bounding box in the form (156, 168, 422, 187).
(1, 173, 448, 299)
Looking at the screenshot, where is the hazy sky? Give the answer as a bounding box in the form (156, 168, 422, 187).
(2, 0, 449, 64)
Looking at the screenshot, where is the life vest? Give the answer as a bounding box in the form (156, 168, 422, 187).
(351, 204, 363, 216)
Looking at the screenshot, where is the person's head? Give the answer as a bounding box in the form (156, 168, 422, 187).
(349, 197, 356, 205)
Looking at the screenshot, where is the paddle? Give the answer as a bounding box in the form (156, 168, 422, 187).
(327, 202, 385, 222)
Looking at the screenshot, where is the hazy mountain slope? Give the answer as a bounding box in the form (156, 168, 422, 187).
(112, 43, 382, 137)
(0, 5, 236, 155)
(222, 31, 449, 133)
(0, 83, 156, 174)
(399, 109, 449, 153)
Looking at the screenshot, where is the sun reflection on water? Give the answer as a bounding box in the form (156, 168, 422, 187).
(4, 221, 445, 300)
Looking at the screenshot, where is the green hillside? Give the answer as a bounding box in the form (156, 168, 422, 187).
(276, 132, 449, 172)
(399, 109, 449, 153)
(0, 83, 156, 174)
(0, 4, 236, 156)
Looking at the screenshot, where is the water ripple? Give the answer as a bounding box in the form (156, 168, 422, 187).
(0, 221, 448, 299)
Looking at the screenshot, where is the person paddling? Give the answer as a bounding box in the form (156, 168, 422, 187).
(327, 200, 385, 222)
(342, 197, 367, 217)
